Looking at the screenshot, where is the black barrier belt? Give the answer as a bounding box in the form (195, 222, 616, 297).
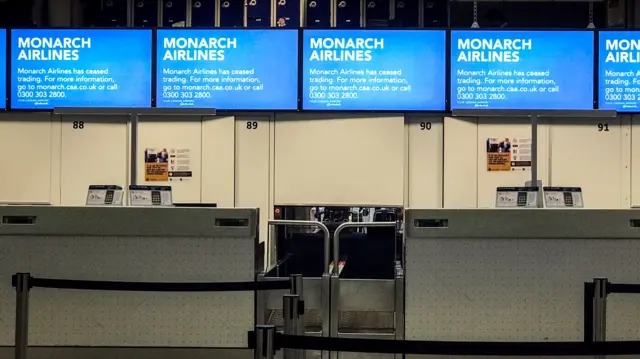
(608, 283, 640, 294)
(11, 275, 291, 292)
(268, 334, 640, 356)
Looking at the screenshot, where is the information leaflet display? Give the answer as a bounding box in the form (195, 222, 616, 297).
(302, 29, 446, 111)
(156, 29, 298, 110)
(86, 185, 124, 206)
(543, 187, 584, 208)
(0, 29, 5, 109)
(129, 185, 173, 206)
(451, 30, 594, 110)
(495, 187, 539, 208)
(10, 29, 152, 109)
(598, 31, 640, 112)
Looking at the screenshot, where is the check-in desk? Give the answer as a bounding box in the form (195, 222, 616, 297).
(0, 206, 259, 359)
(405, 209, 640, 342)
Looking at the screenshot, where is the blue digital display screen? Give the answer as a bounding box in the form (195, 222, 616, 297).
(10, 29, 152, 109)
(156, 29, 298, 110)
(451, 30, 594, 110)
(0, 29, 6, 109)
(302, 29, 446, 111)
(598, 31, 640, 112)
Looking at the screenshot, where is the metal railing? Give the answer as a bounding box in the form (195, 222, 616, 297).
(330, 221, 401, 343)
(268, 220, 331, 272)
(332, 221, 397, 276)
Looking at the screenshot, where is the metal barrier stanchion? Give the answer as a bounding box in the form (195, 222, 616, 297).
(593, 277, 607, 342)
(14, 273, 30, 359)
(291, 274, 306, 359)
(255, 325, 276, 359)
(290, 274, 304, 313)
(254, 326, 265, 359)
(593, 277, 607, 359)
(284, 294, 301, 359)
(290, 274, 306, 346)
(265, 325, 275, 359)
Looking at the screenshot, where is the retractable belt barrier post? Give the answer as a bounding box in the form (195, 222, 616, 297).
(11, 272, 291, 359)
(592, 278, 607, 359)
(254, 325, 276, 359)
(593, 278, 607, 343)
(14, 273, 30, 359)
(288, 274, 306, 359)
(283, 294, 302, 359)
(290, 274, 304, 326)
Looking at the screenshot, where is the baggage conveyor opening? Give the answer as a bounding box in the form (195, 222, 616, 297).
(257, 206, 404, 343)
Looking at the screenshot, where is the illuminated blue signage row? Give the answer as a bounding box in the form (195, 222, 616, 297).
(1, 29, 640, 112)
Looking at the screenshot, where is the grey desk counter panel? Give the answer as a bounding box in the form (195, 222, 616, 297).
(405, 209, 640, 342)
(0, 206, 258, 238)
(0, 206, 259, 350)
(406, 209, 640, 239)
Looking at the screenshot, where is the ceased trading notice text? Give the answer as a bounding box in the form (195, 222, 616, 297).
(306, 37, 414, 106)
(306, 68, 411, 105)
(158, 36, 268, 105)
(15, 66, 118, 104)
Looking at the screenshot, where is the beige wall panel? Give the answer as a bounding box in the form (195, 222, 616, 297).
(201, 116, 236, 207)
(622, 115, 632, 208)
(49, 117, 62, 206)
(551, 117, 627, 209)
(60, 116, 129, 206)
(407, 116, 443, 209)
(443, 116, 478, 208)
(235, 116, 272, 246)
(137, 116, 202, 203)
(274, 114, 405, 206)
(0, 113, 53, 204)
